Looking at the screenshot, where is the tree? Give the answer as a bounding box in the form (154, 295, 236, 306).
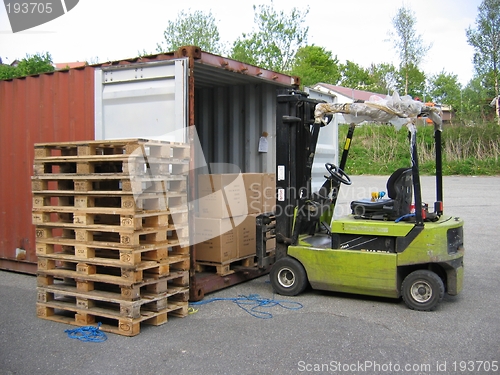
(466, 0, 500, 122)
(155, 9, 224, 55)
(388, 6, 431, 96)
(290, 45, 340, 87)
(396, 64, 426, 99)
(0, 64, 15, 80)
(0, 52, 54, 80)
(427, 71, 462, 113)
(461, 75, 496, 122)
(230, 2, 309, 72)
(339, 60, 374, 90)
(367, 63, 399, 95)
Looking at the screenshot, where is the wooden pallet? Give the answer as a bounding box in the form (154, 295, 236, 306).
(31, 175, 187, 195)
(37, 252, 189, 277)
(34, 225, 188, 247)
(37, 270, 189, 300)
(36, 258, 171, 285)
(33, 139, 190, 178)
(195, 255, 258, 276)
(34, 139, 190, 160)
(32, 190, 188, 212)
(36, 245, 189, 284)
(37, 281, 188, 318)
(37, 250, 189, 275)
(38, 287, 167, 319)
(35, 238, 189, 266)
(36, 299, 188, 337)
(33, 156, 189, 176)
(32, 209, 188, 232)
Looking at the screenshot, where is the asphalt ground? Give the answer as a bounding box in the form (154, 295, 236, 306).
(0, 175, 499, 375)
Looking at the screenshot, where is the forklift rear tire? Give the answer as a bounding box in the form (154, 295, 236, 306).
(401, 270, 444, 311)
(270, 257, 308, 296)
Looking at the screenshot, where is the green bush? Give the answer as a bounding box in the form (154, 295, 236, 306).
(0, 52, 54, 80)
(338, 122, 500, 175)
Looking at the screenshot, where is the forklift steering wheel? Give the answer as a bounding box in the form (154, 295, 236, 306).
(325, 163, 352, 185)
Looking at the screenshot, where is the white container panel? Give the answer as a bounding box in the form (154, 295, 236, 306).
(94, 59, 188, 142)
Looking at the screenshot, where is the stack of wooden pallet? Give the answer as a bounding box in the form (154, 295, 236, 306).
(32, 139, 190, 336)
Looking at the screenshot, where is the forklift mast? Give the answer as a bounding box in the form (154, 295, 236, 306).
(274, 90, 325, 259)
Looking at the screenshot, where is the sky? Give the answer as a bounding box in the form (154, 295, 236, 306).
(0, 0, 482, 86)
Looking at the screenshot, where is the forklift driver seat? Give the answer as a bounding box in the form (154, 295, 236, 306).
(350, 168, 413, 220)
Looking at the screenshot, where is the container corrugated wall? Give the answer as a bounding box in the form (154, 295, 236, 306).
(0, 68, 95, 272)
(195, 83, 277, 174)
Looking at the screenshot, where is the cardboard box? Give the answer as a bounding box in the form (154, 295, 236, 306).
(262, 173, 276, 213)
(236, 214, 257, 258)
(197, 174, 247, 218)
(194, 217, 237, 263)
(266, 237, 276, 251)
(243, 173, 263, 214)
(195, 214, 275, 263)
(236, 213, 275, 257)
(243, 173, 276, 214)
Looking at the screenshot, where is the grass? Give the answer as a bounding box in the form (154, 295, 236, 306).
(338, 122, 500, 175)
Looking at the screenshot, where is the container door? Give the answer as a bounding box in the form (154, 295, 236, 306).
(94, 59, 188, 142)
(304, 87, 338, 192)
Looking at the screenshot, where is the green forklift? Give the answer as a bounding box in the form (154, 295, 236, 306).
(258, 90, 464, 311)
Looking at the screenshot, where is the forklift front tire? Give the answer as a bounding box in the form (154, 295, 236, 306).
(270, 257, 308, 296)
(401, 270, 444, 311)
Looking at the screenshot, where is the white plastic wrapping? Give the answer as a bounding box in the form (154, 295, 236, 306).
(314, 92, 442, 131)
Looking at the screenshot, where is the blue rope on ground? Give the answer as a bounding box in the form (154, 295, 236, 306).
(189, 293, 303, 319)
(65, 322, 107, 342)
